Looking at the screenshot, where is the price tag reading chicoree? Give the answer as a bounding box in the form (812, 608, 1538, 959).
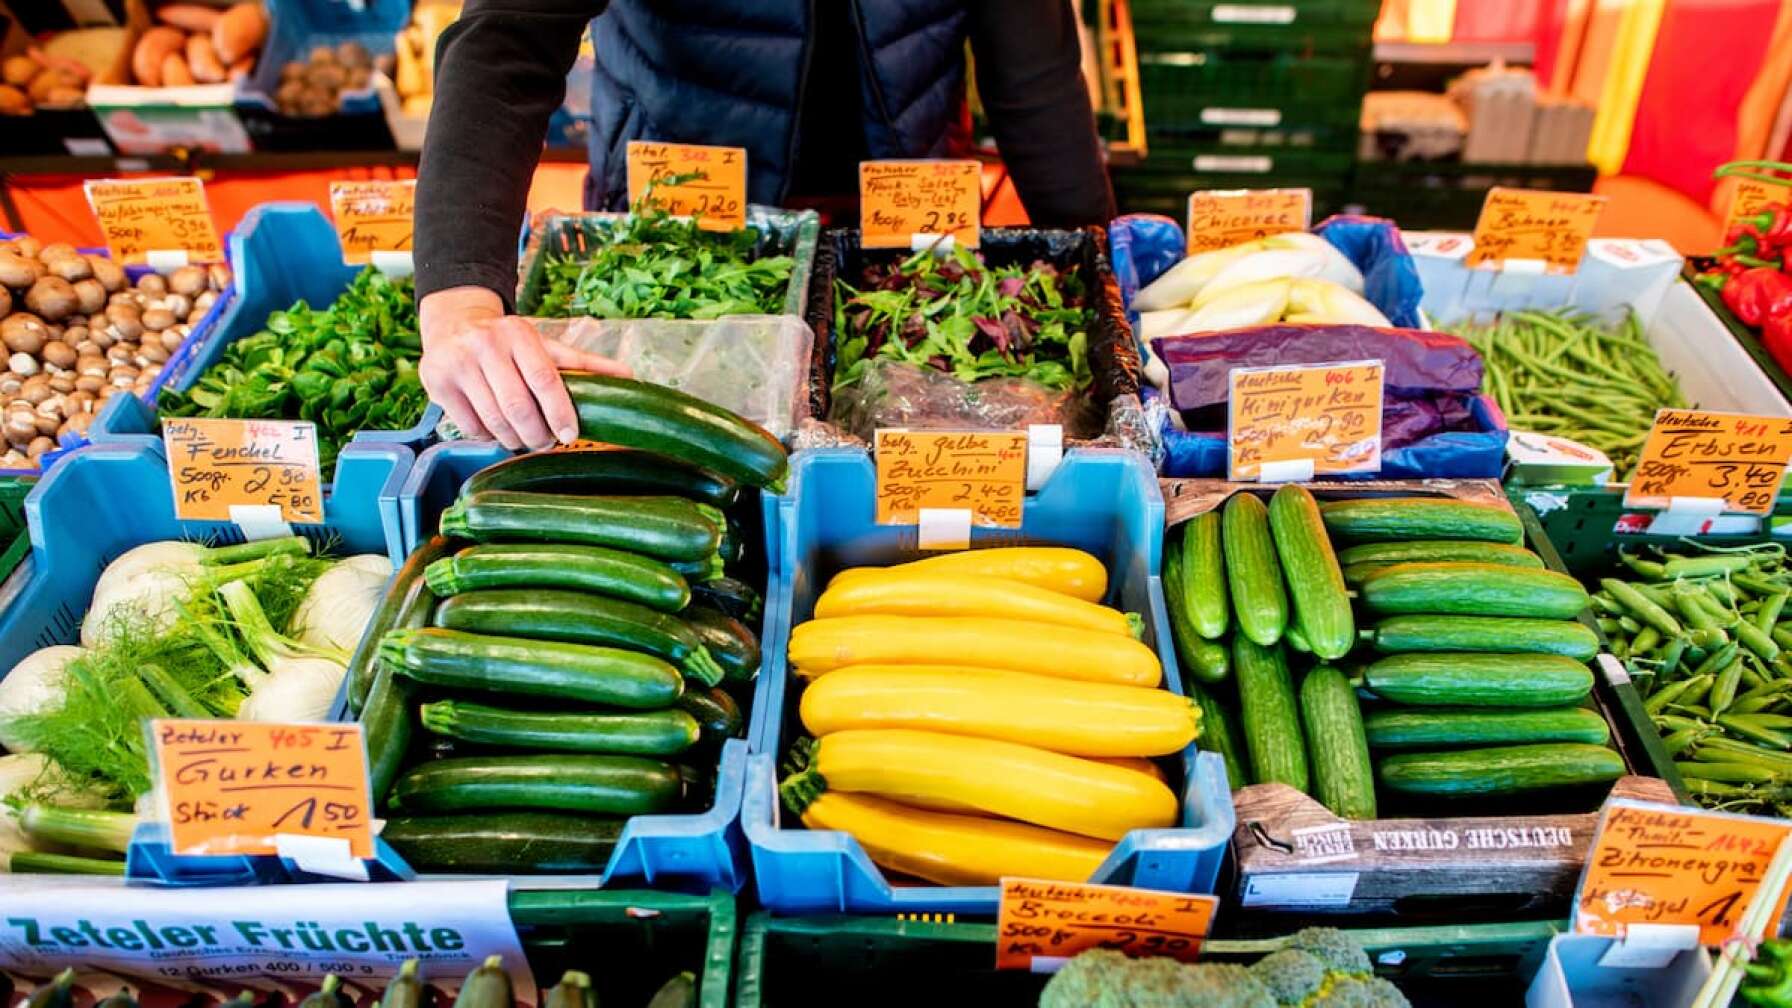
(625, 140, 747, 231)
(329, 179, 416, 265)
(874, 429, 1026, 528)
(860, 159, 982, 249)
(1464, 186, 1608, 273)
(1228, 360, 1384, 482)
(1184, 187, 1311, 255)
(1624, 408, 1792, 515)
(996, 878, 1218, 971)
(162, 418, 324, 524)
(85, 177, 224, 267)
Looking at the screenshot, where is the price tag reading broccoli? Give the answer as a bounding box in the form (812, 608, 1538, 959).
(860, 160, 982, 249)
(995, 878, 1217, 970)
(625, 141, 748, 231)
(1625, 408, 1792, 515)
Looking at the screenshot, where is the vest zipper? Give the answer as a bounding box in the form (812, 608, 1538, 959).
(778, 0, 820, 204)
(848, 0, 898, 132)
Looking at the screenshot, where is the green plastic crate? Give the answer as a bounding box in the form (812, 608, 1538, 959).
(511, 888, 736, 1008)
(1131, 141, 1357, 177)
(1684, 258, 1792, 406)
(1138, 48, 1368, 135)
(1348, 161, 1600, 230)
(1131, 0, 1378, 52)
(0, 475, 33, 588)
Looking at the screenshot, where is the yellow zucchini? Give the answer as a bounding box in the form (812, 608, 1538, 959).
(1095, 756, 1167, 782)
(828, 547, 1107, 602)
(814, 571, 1138, 637)
(798, 666, 1198, 757)
(787, 616, 1161, 687)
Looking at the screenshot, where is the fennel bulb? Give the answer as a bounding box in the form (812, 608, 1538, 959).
(0, 646, 84, 753)
(294, 554, 392, 653)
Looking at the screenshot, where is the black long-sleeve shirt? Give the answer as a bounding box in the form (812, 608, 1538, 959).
(414, 0, 1116, 308)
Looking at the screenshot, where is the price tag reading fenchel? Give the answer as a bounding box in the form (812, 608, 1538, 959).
(85, 177, 224, 267)
(860, 159, 982, 249)
(1624, 408, 1792, 515)
(329, 179, 416, 265)
(1228, 361, 1385, 482)
(995, 878, 1218, 971)
(625, 140, 748, 231)
(1184, 188, 1311, 255)
(874, 429, 1026, 528)
(162, 418, 325, 524)
(1464, 186, 1608, 274)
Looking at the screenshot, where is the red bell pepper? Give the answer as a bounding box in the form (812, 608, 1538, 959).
(1721, 267, 1792, 328)
(1766, 310, 1792, 372)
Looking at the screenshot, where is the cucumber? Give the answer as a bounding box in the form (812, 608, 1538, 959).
(565, 373, 788, 490)
(426, 543, 691, 613)
(1338, 539, 1542, 569)
(1163, 536, 1227, 683)
(420, 700, 701, 756)
(1320, 497, 1524, 544)
(1363, 615, 1600, 659)
(683, 604, 761, 681)
(390, 755, 683, 815)
(1268, 484, 1354, 660)
(347, 535, 450, 714)
(381, 961, 426, 1008)
(676, 686, 746, 747)
(1223, 492, 1288, 647)
(645, 973, 696, 1008)
(1377, 743, 1625, 796)
(434, 589, 726, 685)
(1360, 562, 1590, 619)
(439, 490, 723, 566)
(1363, 706, 1611, 749)
(361, 662, 415, 803)
(1363, 653, 1594, 707)
(1189, 683, 1247, 789)
(1175, 511, 1229, 639)
(1300, 664, 1376, 819)
(462, 447, 739, 507)
(381, 627, 685, 709)
(1233, 636, 1308, 791)
(453, 956, 513, 1008)
(383, 813, 622, 873)
(690, 575, 764, 623)
(542, 972, 595, 1008)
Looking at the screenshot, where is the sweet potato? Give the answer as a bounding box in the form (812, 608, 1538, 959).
(161, 51, 195, 87)
(155, 3, 222, 32)
(185, 32, 226, 82)
(212, 3, 267, 65)
(131, 26, 185, 86)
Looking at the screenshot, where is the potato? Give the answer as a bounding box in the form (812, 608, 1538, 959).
(309, 44, 336, 66)
(71, 278, 106, 315)
(279, 60, 304, 83)
(303, 61, 344, 91)
(161, 51, 195, 87)
(87, 256, 125, 293)
(228, 55, 254, 80)
(168, 264, 207, 297)
(213, 3, 268, 66)
(46, 254, 92, 282)
(27, 69, 79, 105)
(186, 33, 227, 83)
(24, 277, 78, 322)
(42, 87, 85, 108)
(1, 55, 39, 87)
(0, 84, 29, 116)
(0, 250, 40, 288)
(132, 26, 186, 86)
(336, 41, 371, 69)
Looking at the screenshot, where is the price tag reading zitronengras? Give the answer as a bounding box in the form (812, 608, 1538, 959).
(84, 177, 224, 267)
(149, 719, 375, 860)
(874, 429, 1026, 528)
(1624, 408, 1792, 515)
(860, 159, 982, 249)
(1228, 361, 1384, 482)
(1464, 186, 1608, 274)
(162, 418, 325, 524)
(995, 878, 1218, 971)
(625, 140, 748, 231)
(1184, 188, 1311, 255)
(329, 179, 416, 264)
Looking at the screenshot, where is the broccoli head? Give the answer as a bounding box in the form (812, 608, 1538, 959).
(1250, 949, 1329, 1005)
(1310, 975, 1411, 1008)
(1283, 928, 1373, 977)
(1038, 951, 1276, 1008)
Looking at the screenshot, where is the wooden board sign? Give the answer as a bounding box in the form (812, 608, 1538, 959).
(874, 429, 1026, 528)
(625, 140, 748, 231)
(162, 418, 324, 524)
(860, 159, 981, 249)
(1464, 187, 1608, 273)
(329, 179, 416, 264)
(1185, 188, 1311, 255)
(1624, 408, 1792, 515)
(1227, 360, 1384, 482)
(995, 877, 1217, 971)
(1723, 176, 1791, 234)
(84, 177, 224, 266)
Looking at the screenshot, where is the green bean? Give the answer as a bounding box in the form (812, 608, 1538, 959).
(1682, 778, 1757, 799)
(1596, 617, 1623, 637)
(1693, 737, 1792, 768)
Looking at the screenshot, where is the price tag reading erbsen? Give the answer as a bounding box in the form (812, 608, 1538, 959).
(329, 179, 416, 264)
(1228, 361, 1384, 482)
(996, 877, 1217, 971)
(1624, 408, 1792, 515)
(860, 159, 981, 249)
(875, 430, 1025, 528)
(163, 418, 324, 524)
(625, 140, 747, 231)
(85, 177, 224, 267)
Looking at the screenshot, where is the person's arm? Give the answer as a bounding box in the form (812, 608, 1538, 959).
(967, 0, 1115, 227)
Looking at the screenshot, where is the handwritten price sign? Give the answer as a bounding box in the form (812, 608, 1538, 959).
(329, 179, 415, 264)
(874, 430, 1026, 527)
(1723, 177, 1791, 234)
(1465, 187, 1608, 273)
(1184, 188, 1311, 255)
(162, 418, 324, 524)
(1227, 361, 1384, 482)
(149, 720, 374, 860)
(860, 160, 981, 249)
(1624, 408, 1792, 515)
(996, 878, 1217, 971)
(84, 177, 223, 266)
(625, 141, 748, 231)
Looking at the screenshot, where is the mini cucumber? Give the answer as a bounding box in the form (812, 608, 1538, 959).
(1338, 539, 1543, 569)
(1300, 664, 1376, 819)
(1363, 653, 1594, 707)
(1269, 484, 1354, 660)
(1174, 511, 1228, 639)
(1320, 497, 1524, 544)
(1233, 636, 1307, 790)
(1163, 536, 1228, 683)
(1377, 743, 1625, 796)
(1363, 615, 1599, 659)
(1223, 492, 1287, 647)
(1364, 706, 1611, 749)
(1360, 562, 1590, 620)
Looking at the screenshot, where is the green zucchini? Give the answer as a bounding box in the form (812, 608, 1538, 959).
(1363, 706, 1611, 749)
(426, 543, 691, 613)
(381, 627, 684, 709)
(420, 700, 700, 756)
(434, 588, 725, 685)
(1377, 743, 1625, 796)
(1163, 536, 1227, 683)
(462, 447, 739, 507)
(1268, 484, 1354, 660)
(1363, 615, 1600, 659)
(717, 515, 746, 569)
(676, 686, 746, 747)
(1320, 497, 1524, 544)
(453, 957, 513, 1008)
(690, 575, 764, 623)
(1300, 664, 1376, 819)
(565, 372, 788, 491)
(683, 604, 761, 681)
(645, 973, 696, 1008)
(381, 961, 426, 1008)
(390, 754, 683, 815)
(1233, 636, 1308, 791)
(541, 972, 595, 1008)
(1189, 683, 1247, 789)
(382, 813, 621, 873)
(1360, 562, 1590, 619)
(1223, 492, 1288, 647)
(1174, 511, 1229, 639)
(361, 661, 415, 803)
(1363, 653, 1594, 707)
(347, 536, 450, 714)
(440, 490, 723, 567)
(1338, 539, 1542, 569)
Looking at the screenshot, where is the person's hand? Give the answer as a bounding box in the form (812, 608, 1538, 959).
(418, 286, 629, 450)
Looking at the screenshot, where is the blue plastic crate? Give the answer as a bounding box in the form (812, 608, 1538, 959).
(235, 0, 407, 125)
(742, 447, 1235, 914)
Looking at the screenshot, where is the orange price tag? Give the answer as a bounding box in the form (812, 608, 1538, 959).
(1624, 408, 1792, 515)
(859, 160, 982, 249)
(329, 179, 416, 265)
(149, 719, 374, 860)
(1576, 800, 1792, 946)
(1464, 186, 1608, 273)
(995, 877, 1218, 971)
(84, 177, 224, 266)
(625, 140, 748, 231)
(874, 429, 1026, 527)
(1723, 177, 1792, 234)
(161, 418, 325, 524)
(1228, 360, 1384, 482)
(1184, 188, 1311, 255)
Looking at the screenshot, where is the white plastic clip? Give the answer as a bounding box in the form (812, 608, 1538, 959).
(1026, 424, 1062, 491)
(1257, 457, 1315, 483)
(370, 250, 415, 278)
(1595, 923, 1699, 969)
(229, 504, 293, 542)
(275, 834, 369, 882)
(910, 233, 956, 254)
(146, 249, 190, 274)
(917, 508, 971, 551)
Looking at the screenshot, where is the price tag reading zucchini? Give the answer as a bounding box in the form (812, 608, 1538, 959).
(1723, 176, 1792, 234)
(162, 418, 324, 524)
(1228, 361, 1384, 481)
(1624, 408, 1792, 515)
(995, 878, 1217, 971)
(1464, 186, 1608, 273)
(625, 140, 747, 231)
(329, 179, 416, 264)
(1184, 187, 1310, 255)
(874, 429, 1026, 527)
(84, 177, 223, 266)
(860, 159, 982, 249)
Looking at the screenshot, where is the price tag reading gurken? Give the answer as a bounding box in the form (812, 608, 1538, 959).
(1723, 177, 1792, 234)
(1624, 408, 1792, 515)
(1227, 361, 1384, 482)
(1184, 188, 1311, 255)
(874, 429, 1026, 527)
(625, 140, 747, 231)
(860, 159, 982, 249)
(329, 179, 416, 264)
(1575, 800, 1792, 946)
(1464, 187, 1608, 273)
(149, 719, 374, 860)
(162, 418, 324, 524)
(84, 177, 224, 267)
(995, 878, 1218, 971)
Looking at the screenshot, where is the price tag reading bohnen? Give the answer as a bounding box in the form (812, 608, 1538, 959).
(329, 179, 416, 265)
(1723, 177, 1792, 234)
(1227, 360, 1384, 482)
(1624, 408, 1792, 515)
(1575, 799, 1792, 946)
(1464, 186, 1608, 273)
(625, 140, 748, 231)
(148, 719, 374, 860)
(995, 878, 1218, 971)
(874, 429, 1026, 528)
(860, 159, 982, 249)
(85, 177, 224, 267)
(162, 418, 325, 524)
(1184, 187, 1311, 255)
